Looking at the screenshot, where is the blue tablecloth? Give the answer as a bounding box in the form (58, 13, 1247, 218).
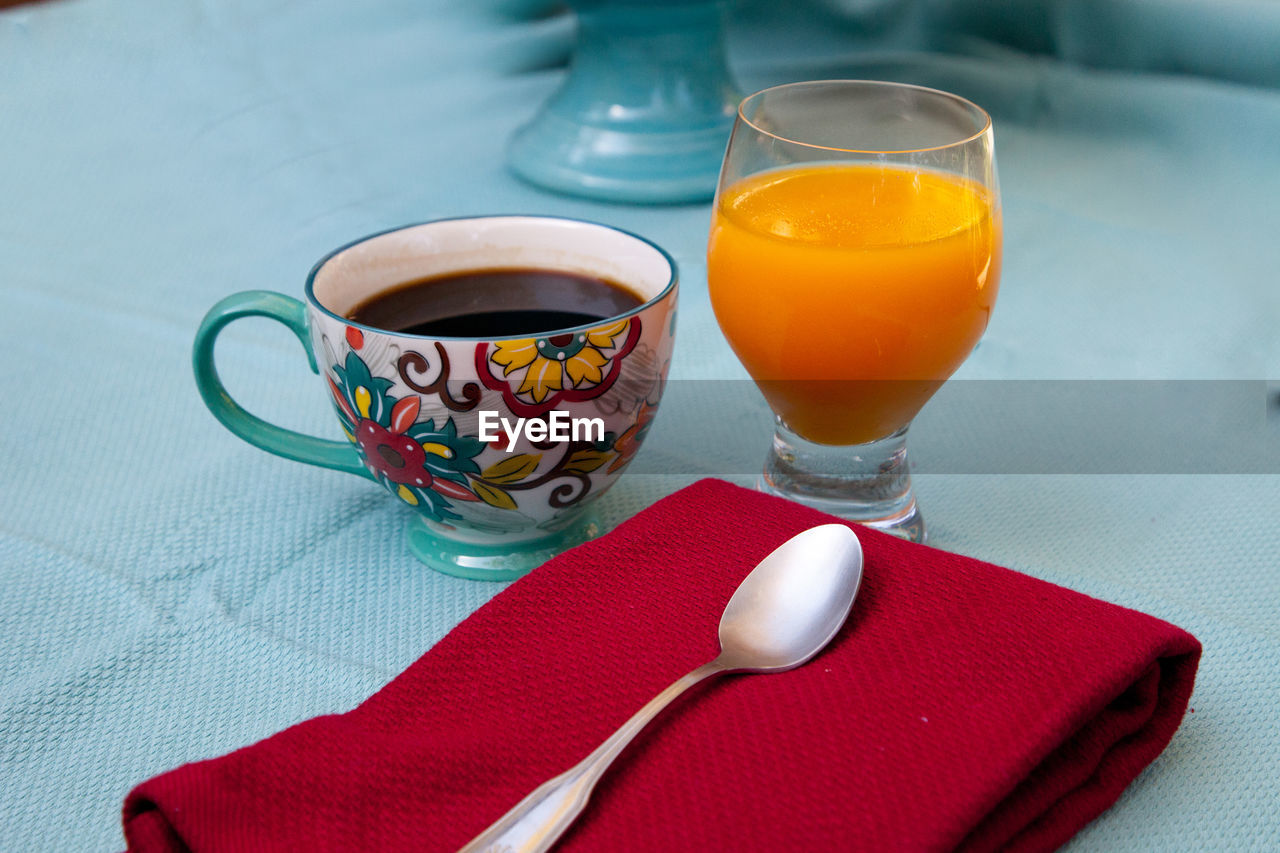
(2, 1, 1277, 849)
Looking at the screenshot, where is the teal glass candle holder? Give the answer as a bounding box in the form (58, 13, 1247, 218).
(507, 0, 740, 204)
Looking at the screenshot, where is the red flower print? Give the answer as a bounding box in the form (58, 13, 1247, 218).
(356, 420, 435, 488)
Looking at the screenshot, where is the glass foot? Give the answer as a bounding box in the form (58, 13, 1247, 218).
(405, 511, 602, 582)
(760, 421, 927, 543)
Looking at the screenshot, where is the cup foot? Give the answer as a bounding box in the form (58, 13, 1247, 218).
(405, 512, 603, 582)
(760, 421, 927, 544)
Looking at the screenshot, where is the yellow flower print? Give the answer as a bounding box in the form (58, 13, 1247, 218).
(586, 319, 630, 349)
(517, 354, 564, 404)
(564, 345, 608, 386)
(480, 317, 641, 413)
(490, 339, 540, 376)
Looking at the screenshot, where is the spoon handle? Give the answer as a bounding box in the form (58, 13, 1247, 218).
(457, 660, 726, 853)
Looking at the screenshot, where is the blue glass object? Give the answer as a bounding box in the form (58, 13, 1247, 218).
(508, 0, 740, 203)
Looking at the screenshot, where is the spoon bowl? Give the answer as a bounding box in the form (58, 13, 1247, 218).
(717, 523, 864, 671)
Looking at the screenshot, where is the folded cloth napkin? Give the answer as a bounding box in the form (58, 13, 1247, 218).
(123, 479, 1200, 852)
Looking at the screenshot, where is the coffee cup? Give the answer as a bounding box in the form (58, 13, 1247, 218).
(193, 216, 678, 580)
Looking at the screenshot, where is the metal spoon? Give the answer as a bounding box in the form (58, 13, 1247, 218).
(458, 523, 864, 853)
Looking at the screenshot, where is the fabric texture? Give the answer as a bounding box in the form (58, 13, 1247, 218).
(3, 0, 1278, 850)
(122, 480, 1200, 852)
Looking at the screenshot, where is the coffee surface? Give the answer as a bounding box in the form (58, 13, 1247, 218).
(347, 268, 644, 337)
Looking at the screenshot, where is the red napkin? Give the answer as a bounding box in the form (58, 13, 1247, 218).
(123, 479, 1199, 852)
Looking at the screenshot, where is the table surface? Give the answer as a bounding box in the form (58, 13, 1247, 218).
(2, 1, 1278, 850)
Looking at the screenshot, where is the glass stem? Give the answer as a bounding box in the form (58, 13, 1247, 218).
(761, 419, 926, 543)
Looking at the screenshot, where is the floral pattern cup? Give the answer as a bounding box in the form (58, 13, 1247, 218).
(193, 216, 678, 580)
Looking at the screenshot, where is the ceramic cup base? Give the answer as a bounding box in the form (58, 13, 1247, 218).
(759, 422, 927, 544)
(405, 511, 603, 582)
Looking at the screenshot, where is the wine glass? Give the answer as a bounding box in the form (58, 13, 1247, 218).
(707, 80, 1002, 542)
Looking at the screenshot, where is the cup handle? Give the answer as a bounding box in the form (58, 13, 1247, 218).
(192, 290, 373, 480)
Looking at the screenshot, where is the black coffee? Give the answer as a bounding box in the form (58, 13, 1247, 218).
(348, 268, 644, 337)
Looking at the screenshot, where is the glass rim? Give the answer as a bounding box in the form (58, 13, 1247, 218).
(737, 79, 993, 155)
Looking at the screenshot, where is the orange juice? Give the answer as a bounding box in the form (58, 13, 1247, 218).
(708, 164, 1001, 445)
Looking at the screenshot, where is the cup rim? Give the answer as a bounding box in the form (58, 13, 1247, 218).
(737, 79, 993, 155)
(304, 214, 679, 342)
